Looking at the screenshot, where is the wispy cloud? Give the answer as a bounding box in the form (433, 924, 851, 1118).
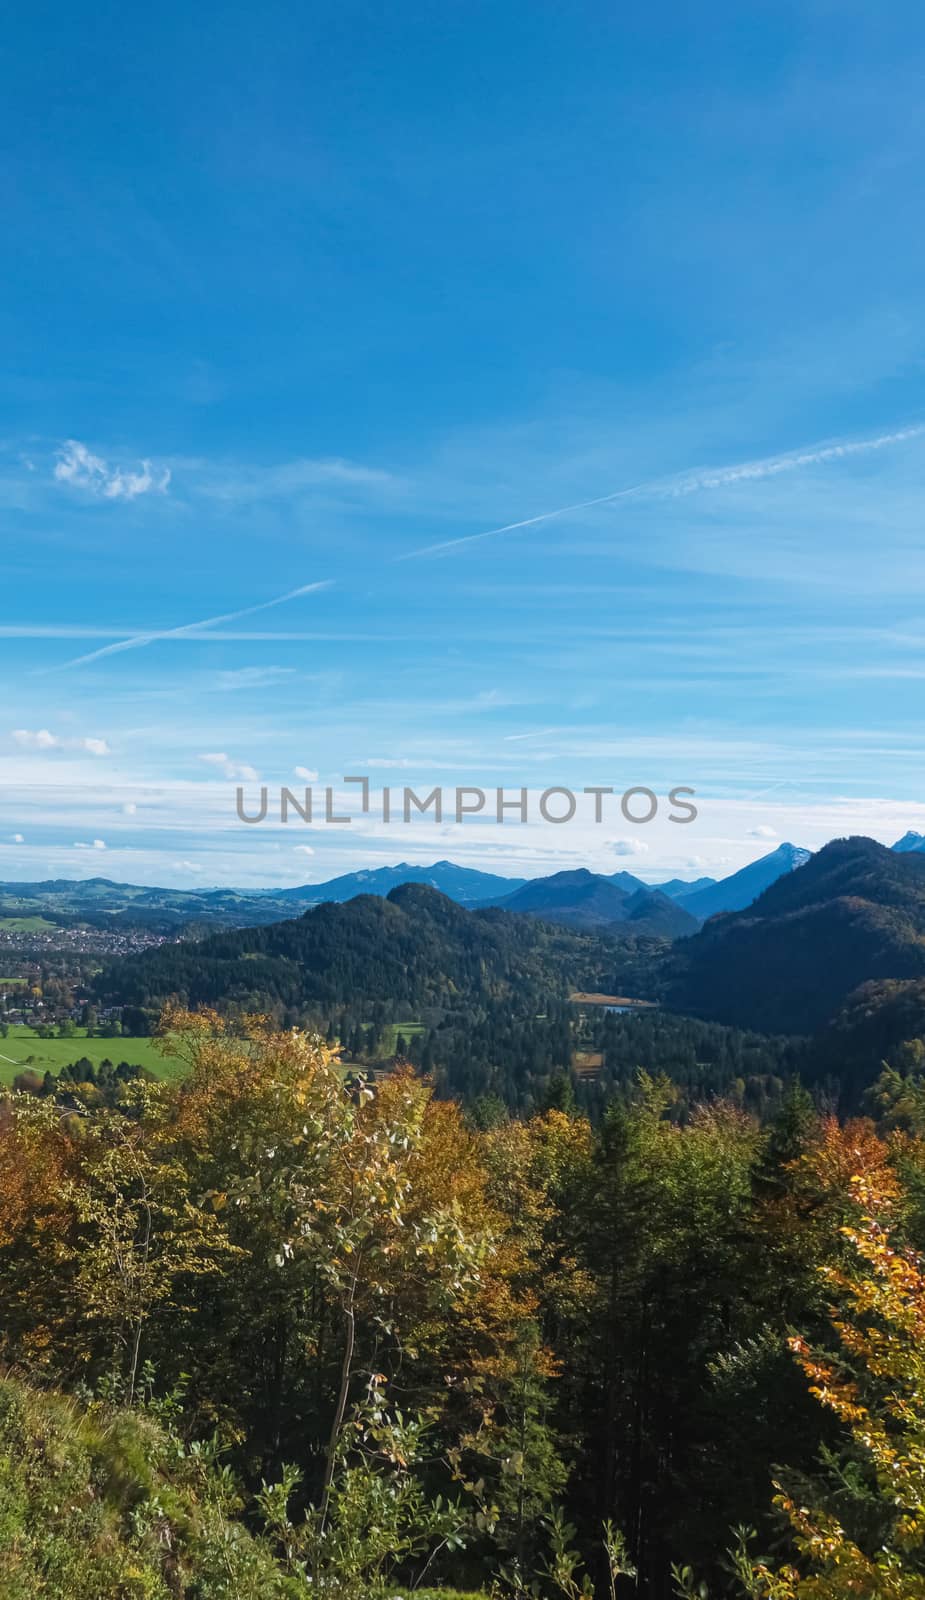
(397, 423, 925, 560)
(213, 666, 296, 691)
(11, 728, 111, 755)
(194, 456, 395, 504)
(56, 580, 334, 670)
(54, 439, 170, 501)
(74, 838, 107, 851)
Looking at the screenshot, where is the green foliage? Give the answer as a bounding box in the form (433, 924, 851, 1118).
(259, 1377, 469, 1598)
(8, 992, 925, 1595)
(0, 1374, 295, 1598)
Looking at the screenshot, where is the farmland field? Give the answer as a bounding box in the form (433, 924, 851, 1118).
(0, 1026, 184, 1086)
(380, 1020, 426, 1055)
(0, 915, 57, 932)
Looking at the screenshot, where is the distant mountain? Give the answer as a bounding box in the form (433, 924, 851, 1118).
(0, 861, 528, 930)
(484, 868, 699, 937)
(675, 843, 811, 921)
(23, 838, 925, 941)
(489, 869, 632, 926)
(893, 831, 925, 854)
(656, 876, 717, 900)
(95, 883, 619, 1017)
(666, 836, 925, 1034)
(272, 859, 526, 906)
(603, 870, 649, 895)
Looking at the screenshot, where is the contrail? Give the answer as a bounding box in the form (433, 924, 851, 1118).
(393, 482, 648, 560)
(55, 580, 334, 669)
(662, 424, 925, 496)
(395, 423, 925, 561)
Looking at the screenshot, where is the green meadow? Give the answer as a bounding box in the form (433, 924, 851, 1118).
(379, 1020, 427, 1055)
(0, 915, 57, 931)
(0, 1026, 184, 1086)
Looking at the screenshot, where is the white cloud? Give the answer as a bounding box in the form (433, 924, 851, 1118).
(54, 439, 170, 501)
(747, 825, 778, 839)
(173, 860, 204, 874)
(74, 838, 107, 851)
(294, 844, 315, 855)
(294, 765, 319, 781)
(11, 833, 24, 844)
(200, 752, 259, 781)
(11, 728, 110, 755)
(12, 727, 58, 750)
(122, 802, 137, 815)
(611, 838, 649, 857)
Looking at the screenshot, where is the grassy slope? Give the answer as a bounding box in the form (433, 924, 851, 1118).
(0, 1376, 290, 1599)
(0, 1026, 183, 1085)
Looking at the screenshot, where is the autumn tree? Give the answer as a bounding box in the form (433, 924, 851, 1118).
(742, 1150, 925, 1599)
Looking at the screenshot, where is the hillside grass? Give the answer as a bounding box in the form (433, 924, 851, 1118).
(0, 1375, 292, 1598)
(0, 1025, 183, 1085)
(379, 1019, 427, 1055)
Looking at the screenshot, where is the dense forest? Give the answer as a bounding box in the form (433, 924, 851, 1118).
(4, 1010, 925, 1596)
(95, 882, 629, 1016)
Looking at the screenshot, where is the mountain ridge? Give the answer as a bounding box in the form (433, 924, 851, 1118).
(665, 837, 925, 1034)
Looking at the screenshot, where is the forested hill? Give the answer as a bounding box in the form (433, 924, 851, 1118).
(95, 881, 624, 1018)
(666, 836, 925, 1034)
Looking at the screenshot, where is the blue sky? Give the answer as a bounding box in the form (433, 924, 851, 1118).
(3, 0, 925, 887)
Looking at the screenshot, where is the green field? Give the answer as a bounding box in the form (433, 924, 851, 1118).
(379, 1021, 427, 1055)
(0, 916, 57, 932)
(0, 1026, 184, 1086)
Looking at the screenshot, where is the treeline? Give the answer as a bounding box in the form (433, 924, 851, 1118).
(4, 1008, 925, 1595)
(13, 1055, 151, 1107)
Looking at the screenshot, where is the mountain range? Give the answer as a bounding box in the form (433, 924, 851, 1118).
(478, 869, 700, 937)
(668, 843, 812, 920)
(1, 832, 921, 936)
(261, 859, 529, 906)
(91, 834, 925, 1110)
